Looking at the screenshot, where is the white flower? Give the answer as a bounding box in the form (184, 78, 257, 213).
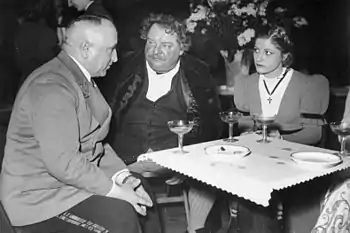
(293, 16, 308, 27)
(237, 28, 255, 46)
(207, 0, 228, 7)
(201, 28, 208, 34)
(240, 3, 257, 17)
(242, 20, 248, 27)
(186, 20, 198, 33)
(261, 18, 268, 25)
(186, 5, 210, 33)
(258, 1, 268, 16)
(275, 7, 286, 14)
(208, 11, 217, 19)
(188, 5, 209, 22)
(230, 4, 242, 16)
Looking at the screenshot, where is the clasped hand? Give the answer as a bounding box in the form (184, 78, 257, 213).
(124, 176, 153, 215)
(110, 176, 153, 216)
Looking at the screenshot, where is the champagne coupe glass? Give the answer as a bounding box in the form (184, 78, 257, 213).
(168, 120, 194, 154)
(330, 121, 350, 156)
(252, 114, 276, 143)
(219, 110, 242, 142)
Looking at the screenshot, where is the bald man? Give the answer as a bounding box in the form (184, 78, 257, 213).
(0, 15, 153, 233)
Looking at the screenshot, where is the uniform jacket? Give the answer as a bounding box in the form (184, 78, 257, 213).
(0, 51, 126, 226)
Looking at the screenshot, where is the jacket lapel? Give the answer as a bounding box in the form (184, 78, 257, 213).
(112, 59, 144, 125)
(57, 51, 111, 139)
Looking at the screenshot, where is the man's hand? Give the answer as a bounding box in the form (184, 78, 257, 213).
(123, 176, 153, 212)
(109, 178, 153, 216)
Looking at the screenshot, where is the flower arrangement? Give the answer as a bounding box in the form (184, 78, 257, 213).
(186, 0, 308, 62)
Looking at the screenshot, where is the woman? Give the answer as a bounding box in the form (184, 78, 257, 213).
(234, 26, 329, 146)
(230, 26, 330, 233)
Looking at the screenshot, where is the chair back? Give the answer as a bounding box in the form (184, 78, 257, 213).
(311, 179, 350, 233)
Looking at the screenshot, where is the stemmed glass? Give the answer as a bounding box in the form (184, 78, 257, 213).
(330, 121, 350, 156)
(168, 120, 194, 154)
(252, 114, 276, 144)
(219, 110, 242, 142)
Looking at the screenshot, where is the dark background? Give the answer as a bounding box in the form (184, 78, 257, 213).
(0, 0, 349, 87)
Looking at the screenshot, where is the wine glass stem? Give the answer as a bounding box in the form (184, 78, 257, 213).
(262, 124, 267, 142)
(178, 134, 184, 152)
(340, 136, 346, 155)
(229, 123, 234, 140)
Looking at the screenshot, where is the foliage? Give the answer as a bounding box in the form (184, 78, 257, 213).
(186, 0, 308, 62)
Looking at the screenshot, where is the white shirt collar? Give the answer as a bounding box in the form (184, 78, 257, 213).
(85, 1, 94, 11)
(68, 55, 91, 82)
(260, 67, 287, 81)
(146, 60, 180, 79)
(145, 60, 180, 102)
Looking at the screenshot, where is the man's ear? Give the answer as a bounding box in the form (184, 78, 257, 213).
(80, 41, 90, 59)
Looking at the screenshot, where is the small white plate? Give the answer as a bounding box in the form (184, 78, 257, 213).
(291, 151, 342, 169)
(205, 145, 250, 162)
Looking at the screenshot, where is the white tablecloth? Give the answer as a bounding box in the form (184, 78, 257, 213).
(144, 134, 350, 206)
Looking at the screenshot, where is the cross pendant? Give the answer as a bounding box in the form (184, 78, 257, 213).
(267, 97, 272, 104)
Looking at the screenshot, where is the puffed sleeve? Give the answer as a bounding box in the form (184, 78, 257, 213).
(283, 73, 329, 145)
(234, 74, 250, 112)
(300, 74, 329, 126)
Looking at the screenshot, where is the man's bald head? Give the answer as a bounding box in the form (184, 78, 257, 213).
(63, 15, 117, 52)
(63, 15, 118, 77)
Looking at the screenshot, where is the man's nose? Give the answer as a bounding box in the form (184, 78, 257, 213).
(67, 0, 73, 7)
(152, 44, 162, 55)
(111, 49, 118, 62)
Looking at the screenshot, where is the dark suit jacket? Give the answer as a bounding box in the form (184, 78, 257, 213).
(107, 51, 223, 148)
(60, 1, 113, 27)
(0, 51, 126, 226)
(85, 0, 113, 21)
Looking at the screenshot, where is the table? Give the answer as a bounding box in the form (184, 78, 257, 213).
(145, 134, 350, 207)
(330, 86, 349, 98)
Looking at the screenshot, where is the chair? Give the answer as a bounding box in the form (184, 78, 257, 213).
(142, 171, 191, 227)
(0, 202, 16, 233)
(311, 178, 350, 233)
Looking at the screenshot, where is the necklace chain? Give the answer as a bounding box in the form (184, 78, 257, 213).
(263, 68, 290, 104)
